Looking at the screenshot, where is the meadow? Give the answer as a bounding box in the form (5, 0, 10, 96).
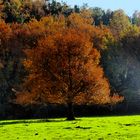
(0, 115, 140, 140)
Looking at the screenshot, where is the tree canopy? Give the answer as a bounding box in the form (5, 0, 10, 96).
(1, 0, 140, 119)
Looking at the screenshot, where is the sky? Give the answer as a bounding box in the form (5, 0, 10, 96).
(57, 0, 140, 16)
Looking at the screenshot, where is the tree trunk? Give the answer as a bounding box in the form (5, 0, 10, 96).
(67, 102, 75, 120)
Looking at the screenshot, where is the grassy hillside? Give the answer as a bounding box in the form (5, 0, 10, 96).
(0, 116, 140, 140)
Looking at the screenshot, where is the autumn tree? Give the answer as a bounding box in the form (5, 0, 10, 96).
(1, 0, 22, 22)
(110, 9, 132, 39)
(16, 14, 123, 120)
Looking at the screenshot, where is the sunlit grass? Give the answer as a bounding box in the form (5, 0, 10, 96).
(0, 116, 140, 140)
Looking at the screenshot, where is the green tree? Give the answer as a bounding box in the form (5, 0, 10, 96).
(132, 10, 140, 26)
(102, 9, 113, 25)
(91, 7, 104, 25)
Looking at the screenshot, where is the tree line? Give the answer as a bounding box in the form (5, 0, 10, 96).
(0, 0, 140, 120)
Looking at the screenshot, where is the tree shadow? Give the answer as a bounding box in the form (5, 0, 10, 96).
(0, 118, 82, 125)
(0, 119, 63, 126)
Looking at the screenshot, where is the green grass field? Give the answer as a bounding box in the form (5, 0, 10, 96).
(0, 115, 140, 140)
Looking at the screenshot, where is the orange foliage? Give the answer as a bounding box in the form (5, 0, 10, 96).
(15, 14, 123, 109)
(0, 20, 12, 44)
(67, 12, 113, 50)
(18, 28, 110, 105)
(11, 16, 66, 48)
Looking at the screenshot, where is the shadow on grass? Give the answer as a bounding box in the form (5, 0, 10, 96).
(0, 119, 59, 126)
(0, 118, 81, 126)
(64, 126, 91, 130)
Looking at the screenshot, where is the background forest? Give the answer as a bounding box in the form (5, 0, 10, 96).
(0, 0, 140, 119)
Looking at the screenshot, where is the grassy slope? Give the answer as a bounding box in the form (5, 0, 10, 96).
(0, 116, 140, 140)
